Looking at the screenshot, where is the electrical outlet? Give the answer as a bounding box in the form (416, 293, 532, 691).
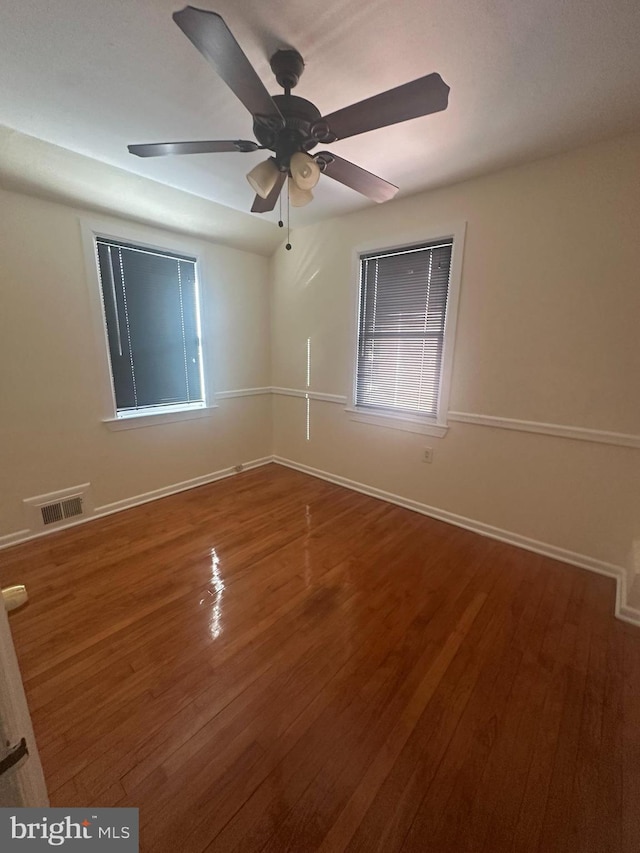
(423, 447, 433, 463)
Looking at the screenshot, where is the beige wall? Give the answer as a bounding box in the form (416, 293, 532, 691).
(271, 132, 640, 570)
(0, 187, 272, 537)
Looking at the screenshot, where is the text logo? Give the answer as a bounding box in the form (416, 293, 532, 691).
(0, 808, 138, 850)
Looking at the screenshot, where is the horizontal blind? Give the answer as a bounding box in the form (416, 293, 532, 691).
(356, 240, 453, 417)
(96, 239, 202, 412)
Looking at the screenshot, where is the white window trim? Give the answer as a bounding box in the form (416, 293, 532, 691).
(345, 407, 449, 437)
(103, 403, 215, 431)
(346, 221, 466, 434)
(80, 218, 218, 429)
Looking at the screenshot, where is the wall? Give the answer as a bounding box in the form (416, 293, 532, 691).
(270, 132, 640, 580)
(0, 126, 280, 257)
(0, 187, 272, 540)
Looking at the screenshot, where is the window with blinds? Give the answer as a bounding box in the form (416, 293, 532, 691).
(356, 239, 454, 418)
(95, 238, 204, 416)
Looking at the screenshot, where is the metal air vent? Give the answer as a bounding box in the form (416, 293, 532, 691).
(40, 496, 84, 526)
(24, 484, 92, 531)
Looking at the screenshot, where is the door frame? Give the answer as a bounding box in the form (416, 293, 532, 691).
(0, 601, 48, 806)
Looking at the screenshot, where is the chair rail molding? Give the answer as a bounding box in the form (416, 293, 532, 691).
(448, 411, 640, 449)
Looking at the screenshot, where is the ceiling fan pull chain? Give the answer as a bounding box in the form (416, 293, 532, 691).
(285, 184, 292, 251)
(278, 189, 283, 228)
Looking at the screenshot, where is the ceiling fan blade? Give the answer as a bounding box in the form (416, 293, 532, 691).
(315, 153, 398, 203)
(321, 73, 449, 141)
(173, 7, 282, 125)
(251, 171, 286, 213)
(128, 140, 259, 157)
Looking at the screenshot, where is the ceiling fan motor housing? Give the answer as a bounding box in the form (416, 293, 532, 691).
(254, 93, 325, 169)
(252, 49, 337, 170)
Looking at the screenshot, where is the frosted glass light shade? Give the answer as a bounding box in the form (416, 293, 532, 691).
(288, 178, 313, 207)
(246, 158, 280, 199)
(290, 152, 321, 190)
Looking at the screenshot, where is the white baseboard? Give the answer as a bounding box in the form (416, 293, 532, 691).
(0, 456, 273, 551)
(273, 455, 640, 627)
(0, 529, 32, 549)
(94, 456, 272, 515)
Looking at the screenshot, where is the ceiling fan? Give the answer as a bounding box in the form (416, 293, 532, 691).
(128, 6, 450, 214)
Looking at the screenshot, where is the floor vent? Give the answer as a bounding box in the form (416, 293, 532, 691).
(24, 484, 92, 531)
(41, 503, 64, 526)
(40, 497, 84, 526)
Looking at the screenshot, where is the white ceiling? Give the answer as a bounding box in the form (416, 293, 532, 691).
(1, 0, 640, 231)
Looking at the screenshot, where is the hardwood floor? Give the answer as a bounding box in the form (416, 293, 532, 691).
(2, 463, 639, 851)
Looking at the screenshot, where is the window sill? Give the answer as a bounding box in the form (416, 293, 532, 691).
(346, 407, 449, 437)
(103, 404, 218, 431)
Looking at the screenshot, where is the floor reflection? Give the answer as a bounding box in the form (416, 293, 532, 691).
(199, 548, 225, 640)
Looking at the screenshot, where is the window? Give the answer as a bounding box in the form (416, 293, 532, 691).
(353, 233, 461, 431)
(95, 238, 204, 418)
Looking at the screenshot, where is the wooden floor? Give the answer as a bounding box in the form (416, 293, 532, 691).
(2, 464, 639, 852)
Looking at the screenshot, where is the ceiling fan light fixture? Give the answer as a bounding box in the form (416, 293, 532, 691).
(288, 178, 313, 207)
(290, 152, 321, 190)
(246, 158, 280, 199)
